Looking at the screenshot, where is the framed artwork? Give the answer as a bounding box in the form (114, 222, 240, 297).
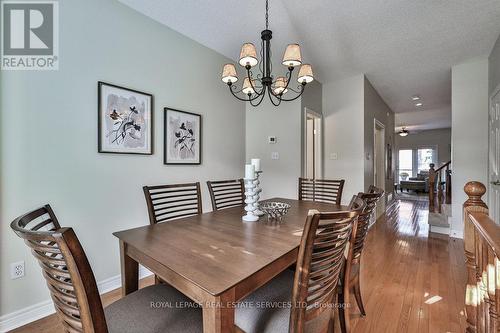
(98, 81, 153, 154)
(164, 108, 201, 165)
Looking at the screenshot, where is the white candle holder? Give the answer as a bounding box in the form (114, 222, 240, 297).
(243, 178, 259, 222)
(253, 171, 264, 216)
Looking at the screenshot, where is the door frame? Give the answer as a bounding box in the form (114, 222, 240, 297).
(303, 108, 323, 179)
(488, 83, 500, 223)
(373, 119, 386, 190)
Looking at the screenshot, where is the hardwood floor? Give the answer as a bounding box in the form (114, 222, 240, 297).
(10, 198, 466, 333)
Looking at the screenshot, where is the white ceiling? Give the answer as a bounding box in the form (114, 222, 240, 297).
(395, 107, 451, 132)
(118, 0, 500, 119)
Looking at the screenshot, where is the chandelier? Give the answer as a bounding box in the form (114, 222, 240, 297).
(220, 0, 314, 107)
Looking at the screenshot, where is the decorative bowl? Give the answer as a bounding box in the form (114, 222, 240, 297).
(258, 201, 291, 221)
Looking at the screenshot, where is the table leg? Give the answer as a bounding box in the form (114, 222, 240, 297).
(120, 240, 138, 296)
(202, 289, 235, 333)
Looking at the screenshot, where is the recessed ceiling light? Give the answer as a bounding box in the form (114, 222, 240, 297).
(411, 95, 420, 101)
(415, 102, 423, 107)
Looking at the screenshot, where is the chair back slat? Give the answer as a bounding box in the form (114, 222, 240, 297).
(10, 205, 107, 333)
(289, 198, 364, 332)
(143, 182, 202, 224)
(349, 187, 384, 260)
(207, 179, 244, 211)
(298, 178, 345, 205)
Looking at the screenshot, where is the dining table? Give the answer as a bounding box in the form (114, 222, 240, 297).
(113, 197, 345, 333)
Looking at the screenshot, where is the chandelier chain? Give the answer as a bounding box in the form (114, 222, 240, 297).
(265, 0, 269, 29)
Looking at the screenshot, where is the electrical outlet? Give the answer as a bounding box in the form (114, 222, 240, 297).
(10, 261, 25, 279)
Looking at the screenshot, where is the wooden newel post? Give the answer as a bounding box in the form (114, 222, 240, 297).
(463, 181, 488, 333)
(429, 163, 436, 212)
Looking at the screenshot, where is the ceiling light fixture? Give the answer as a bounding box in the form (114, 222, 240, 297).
(220, 0, 314, 107)
(398, 127, 409, 137)
(415, 102, 423, 107)
(411, 96, 420, 101)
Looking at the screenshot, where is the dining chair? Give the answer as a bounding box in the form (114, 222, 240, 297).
(143, 182, 202, 225)
(10, 205, 202, 333)
(298, 177, 346, 205)
(235, 197, 365, 333)
(206, 178, 245, 211)
(338, 187, 384, 333)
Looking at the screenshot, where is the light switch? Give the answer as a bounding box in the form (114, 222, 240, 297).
(329, 153, 338, 160)
(271, 152, 279, 160)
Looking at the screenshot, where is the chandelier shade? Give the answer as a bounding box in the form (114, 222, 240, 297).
(242, 78, 256, 95)
(220, 0, 314, 107)
(273, 77, 288, 95)
(239, 43, 258, 67)
(221, 64, 238, 84)
(282, 44, 302, 67)
(298, 64, 314, 84)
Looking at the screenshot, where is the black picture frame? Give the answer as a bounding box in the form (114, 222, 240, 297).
(98, 81, 153, 155)
(164, 107, 202, 165)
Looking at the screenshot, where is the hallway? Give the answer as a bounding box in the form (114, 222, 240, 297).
(351, 199, 466, 332)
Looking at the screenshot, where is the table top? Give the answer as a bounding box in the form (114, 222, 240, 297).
(113, 198, 344, 296)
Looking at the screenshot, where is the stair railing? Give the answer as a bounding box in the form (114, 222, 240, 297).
(429, 160, 452, 213)
(463, 181, 499, 332)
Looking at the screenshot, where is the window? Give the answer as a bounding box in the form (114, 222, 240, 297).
(398, 147, 437, 182)
(398, 150, 413, 181)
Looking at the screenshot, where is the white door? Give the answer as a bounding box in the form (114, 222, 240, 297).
(489, 89, 500, 224)
(303, 109, 323, 179)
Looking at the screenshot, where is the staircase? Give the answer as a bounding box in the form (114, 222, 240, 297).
(428, 161, 452, 234)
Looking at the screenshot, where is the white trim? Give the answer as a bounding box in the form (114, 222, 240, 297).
(0, 266, 153, 332)
(450, 229, 464, 239)
(429, 225, 450, 235)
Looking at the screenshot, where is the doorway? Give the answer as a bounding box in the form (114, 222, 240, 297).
(489, 87, 500, 224)
(374, 119, 386, 216)
(303, 108, 322, 179)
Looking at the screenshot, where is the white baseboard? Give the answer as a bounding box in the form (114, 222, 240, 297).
(429, 225, 450, 235)
(0, 266, 153, 332)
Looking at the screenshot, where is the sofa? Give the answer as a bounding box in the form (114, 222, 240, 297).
(400, 171, 429, 192)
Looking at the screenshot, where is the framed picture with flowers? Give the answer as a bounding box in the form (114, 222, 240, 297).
(164, 108, 201, 165)
(98, 81, 153, 154)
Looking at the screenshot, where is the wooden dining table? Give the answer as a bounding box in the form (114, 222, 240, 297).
(113, 198, 345, 333)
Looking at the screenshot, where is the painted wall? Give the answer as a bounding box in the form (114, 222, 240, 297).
(363, 77, 395, 196)
(395, 128, 452, 168)
(245, 98, 302, 199)
(0, 0, 246, 319)
(245, 80, 322, 200)
(451, 58, 489, 237)
(490, 34, 500, 95)
(323, 75, 365, 203)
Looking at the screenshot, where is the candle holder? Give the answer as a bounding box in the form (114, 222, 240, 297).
(243, 178, 259, 222)
(253, 171, 264, 216)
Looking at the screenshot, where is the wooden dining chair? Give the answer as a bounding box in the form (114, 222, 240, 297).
(235, 197, 365, 333)
(10, 205, 202, 333)
(206, 178, 245, 211)
(338, 188, 384, 333)
(143, 182, 202, 225)
(298, 177, 346, 205)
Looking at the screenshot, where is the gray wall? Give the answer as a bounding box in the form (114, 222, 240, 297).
(490, 34, 500, 95)
(451, 58, 489, 238)
(363, 77, 395, 195)
(323, 75, 365, 202)
(0, 0, 246, 317)
(395, 128, 452, 168)
(245, 80, 322, 200)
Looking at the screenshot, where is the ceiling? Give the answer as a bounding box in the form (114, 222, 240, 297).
(118, 0, 500, 122)
(395, 107, 451, 132)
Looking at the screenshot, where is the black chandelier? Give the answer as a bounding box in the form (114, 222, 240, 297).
(220, 0, 314, 107)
